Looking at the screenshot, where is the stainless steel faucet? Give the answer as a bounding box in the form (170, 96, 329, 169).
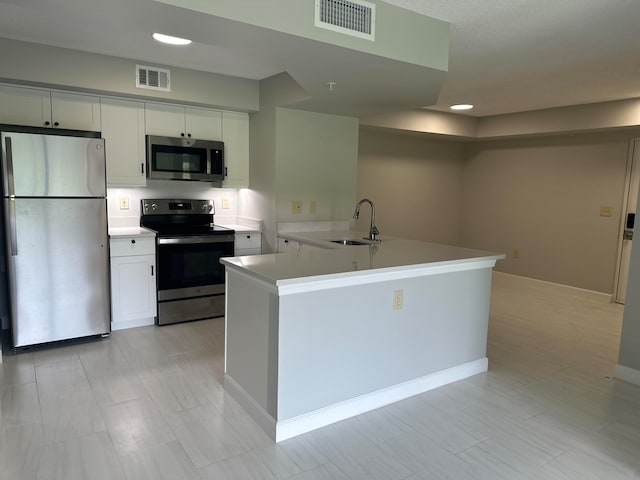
(353, 198, 380, 241)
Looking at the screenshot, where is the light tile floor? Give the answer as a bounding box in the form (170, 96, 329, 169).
(1, 273, 639, 479)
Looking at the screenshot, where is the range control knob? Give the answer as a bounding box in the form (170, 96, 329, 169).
(151, 203, 157, 211)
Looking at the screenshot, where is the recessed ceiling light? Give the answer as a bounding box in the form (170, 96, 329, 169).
(450, 104, 474, 111)
(152, 33, 192, 46)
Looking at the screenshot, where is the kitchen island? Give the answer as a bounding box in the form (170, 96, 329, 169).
(221, 231, 504, 442)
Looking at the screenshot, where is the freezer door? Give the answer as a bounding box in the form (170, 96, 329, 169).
(7, 198, 110, 347)
(1, 132, 105, 197)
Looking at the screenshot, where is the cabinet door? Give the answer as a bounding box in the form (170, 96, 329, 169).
(51, 92, 101, 131)
(222, 111, 250, 188)
(110, 254, 157, 323)
(102, 98, 146, 186)
(145, 103, 186, 137)
(278, 237, 299, 253)
(186, 107, 222, 141)
(235, 232, 261, 255)
(0, 84, 50, 127)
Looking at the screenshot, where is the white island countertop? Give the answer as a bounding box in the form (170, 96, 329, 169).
(222, 230, 505, 292)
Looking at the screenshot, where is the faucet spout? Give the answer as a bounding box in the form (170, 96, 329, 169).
(353, 198, 380, 241)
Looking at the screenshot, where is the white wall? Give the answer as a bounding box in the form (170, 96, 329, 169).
(462, 134, 629, 293)
(0, 37, 259, 112)
(107, 182, 240, 227)
(357, 128, 466, 245)
(357, 129, 636, 294)
(275, 107, 359, 224)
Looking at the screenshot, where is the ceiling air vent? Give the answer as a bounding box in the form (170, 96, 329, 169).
(315, 0, 376, 41)
(136, 64, 171, 92)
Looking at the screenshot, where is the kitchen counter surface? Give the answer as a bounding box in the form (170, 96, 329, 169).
(108, 226, 156, 238)
(217, 223, 261, 233)
(223, 230, 504, 289)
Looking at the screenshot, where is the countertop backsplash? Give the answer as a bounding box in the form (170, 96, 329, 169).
(107, 182, 241, 228)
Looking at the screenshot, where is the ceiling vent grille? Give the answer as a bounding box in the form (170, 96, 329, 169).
(136, 64, 171, 92)
(315, 0, 375, 41)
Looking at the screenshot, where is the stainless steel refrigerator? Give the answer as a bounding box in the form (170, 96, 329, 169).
(1, 127, 110, 348)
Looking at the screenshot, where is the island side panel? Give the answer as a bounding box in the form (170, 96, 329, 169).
(276, 267, 493, 421)
(225, 269, 279, 418)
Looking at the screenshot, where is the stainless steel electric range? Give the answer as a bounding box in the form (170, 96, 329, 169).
(140, 199, 235, 325)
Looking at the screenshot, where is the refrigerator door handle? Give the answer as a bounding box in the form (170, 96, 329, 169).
(8, 198, 17, 256)
(3, 136, 15, 196)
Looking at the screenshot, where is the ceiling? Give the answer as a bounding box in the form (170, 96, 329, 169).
(1, 0, 639, 117)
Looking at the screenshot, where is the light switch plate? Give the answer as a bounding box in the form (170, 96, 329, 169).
(600, 206, 613, 217)
(222, 197, 230, 209)
(119, 196, 129, 210)
(292, 201, 302, 214)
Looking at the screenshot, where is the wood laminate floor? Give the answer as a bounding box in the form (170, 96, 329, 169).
(1, 273, 639, 479)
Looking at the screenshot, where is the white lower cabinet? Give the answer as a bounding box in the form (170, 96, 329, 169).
(110, 237, 157, 330)
(235, 232, 262, 256)
(277, 237, 300, 253)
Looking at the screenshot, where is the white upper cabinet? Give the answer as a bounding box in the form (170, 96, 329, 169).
(222, 111, 250, 188)
(101, 97, 146, 186)
(145, 102, 222, 141)
(50, 92, 101, 131)
(0, 85, 100, 131)
(185, 107, 223, 141)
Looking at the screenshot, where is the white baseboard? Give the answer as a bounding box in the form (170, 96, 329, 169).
(493, 271, 613, 303)
(111, 317, 155, 331)
(614, 364, 640, 387)
(225, 357, 488, 442)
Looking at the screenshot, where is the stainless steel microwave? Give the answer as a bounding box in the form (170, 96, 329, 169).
(146, 135, 224, 183)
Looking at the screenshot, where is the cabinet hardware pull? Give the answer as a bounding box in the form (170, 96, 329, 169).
(53, 121, 59, 127)
(44, 121, 50, 126)
(141, 163, 144, 174)
(151, 265, 154, 276)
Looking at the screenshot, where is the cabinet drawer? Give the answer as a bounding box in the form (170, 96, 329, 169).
(110, 237, 155, 257)
(235, 233, 261, 251)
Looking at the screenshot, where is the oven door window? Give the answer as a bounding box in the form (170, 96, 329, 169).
(157, 241, 233, 290)
(152, 145, 208, 174)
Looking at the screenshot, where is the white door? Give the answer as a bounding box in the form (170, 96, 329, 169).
(615, 139, 640, 304)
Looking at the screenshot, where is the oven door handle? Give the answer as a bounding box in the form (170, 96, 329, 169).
(158, 235, 235, 245)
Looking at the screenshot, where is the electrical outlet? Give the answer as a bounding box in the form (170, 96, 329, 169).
(309, 200, 317, 214)
(393, 290, 403, 310)
(119, 196, 129, 210)
(292, 201, 302, 214)
(222, 197, 230, 209)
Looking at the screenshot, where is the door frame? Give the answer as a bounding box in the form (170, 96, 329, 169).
(613, 138, 640, 304)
